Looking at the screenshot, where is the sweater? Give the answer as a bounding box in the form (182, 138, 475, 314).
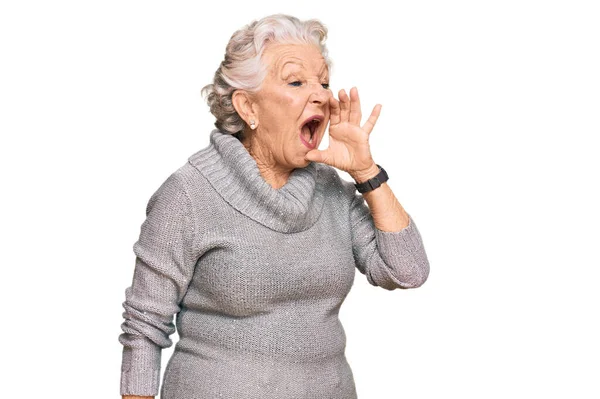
(119, 129, 430, 399)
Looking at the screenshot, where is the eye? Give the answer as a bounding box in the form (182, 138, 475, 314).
(288, 81, 302, 87)
(321, 83, 330, 89)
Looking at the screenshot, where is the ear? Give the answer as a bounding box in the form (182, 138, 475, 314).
(232, 90, 258, 127)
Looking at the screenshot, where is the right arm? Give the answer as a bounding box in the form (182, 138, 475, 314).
(119, 172, 199, 397)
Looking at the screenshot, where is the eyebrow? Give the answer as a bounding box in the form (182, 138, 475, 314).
(319, 64, 329, 79)
(279, 59, 304, 73)
(280, 60, 329, 79)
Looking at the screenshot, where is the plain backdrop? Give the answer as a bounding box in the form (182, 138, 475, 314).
(1, 1, 599, 398)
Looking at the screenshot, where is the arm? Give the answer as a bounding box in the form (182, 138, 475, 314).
(347, 165, 430, 290)
(351, 164, 410, 232)
(119, 172, 198, 396)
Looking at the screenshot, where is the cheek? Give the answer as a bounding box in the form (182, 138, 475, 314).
(267, 93, 304, 123)
(266, 87, 297, 106)
(280, 92, 301, 108)
(260, 89, 308, 134)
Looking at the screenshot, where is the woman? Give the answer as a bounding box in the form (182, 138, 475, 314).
(119, 13, 430, 399)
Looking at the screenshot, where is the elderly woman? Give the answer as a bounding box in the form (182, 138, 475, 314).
(119, 13, 430, 399)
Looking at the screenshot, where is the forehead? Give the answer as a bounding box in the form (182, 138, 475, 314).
(263, 43, 328, 77)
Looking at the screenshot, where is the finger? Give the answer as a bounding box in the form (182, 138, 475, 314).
(305, 148, 332, 165)
(338, 89, 350, 122)
(361, 104, 382, 135)
(328, 95, 341, 125)
(349, 87, 362, 125)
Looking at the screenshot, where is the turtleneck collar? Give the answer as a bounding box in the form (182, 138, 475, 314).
(188, 129, 326, 233)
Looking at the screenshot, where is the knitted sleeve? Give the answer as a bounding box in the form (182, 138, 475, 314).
(347, 182, 430, 290)
(118, 171, 198, 396)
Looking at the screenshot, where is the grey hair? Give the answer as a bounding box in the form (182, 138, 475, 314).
(201, 14, 332, 139)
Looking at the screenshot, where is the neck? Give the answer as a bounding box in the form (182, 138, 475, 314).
(188, 129, 325, 233)
(241, 130, 293, 190)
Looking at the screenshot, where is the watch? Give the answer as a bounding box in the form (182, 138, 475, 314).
(353, 164, 389, 193)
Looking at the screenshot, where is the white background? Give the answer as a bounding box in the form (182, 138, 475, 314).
(1, 1, 599, 398)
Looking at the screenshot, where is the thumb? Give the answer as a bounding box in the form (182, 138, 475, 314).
(305, 149, 324, 163)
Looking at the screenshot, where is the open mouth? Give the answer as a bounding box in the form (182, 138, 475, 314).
(300, 115, 323, 147)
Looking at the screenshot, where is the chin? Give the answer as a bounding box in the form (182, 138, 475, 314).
(289, 150, 313, 169)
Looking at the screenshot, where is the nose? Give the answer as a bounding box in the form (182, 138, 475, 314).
(308, 82, 330, 104)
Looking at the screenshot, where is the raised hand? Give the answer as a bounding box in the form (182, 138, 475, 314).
(305, 87, 381, 176)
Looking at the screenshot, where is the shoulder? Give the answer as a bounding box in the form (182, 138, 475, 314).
(145, 150, 214, 212)
(143, 165, 192, 216)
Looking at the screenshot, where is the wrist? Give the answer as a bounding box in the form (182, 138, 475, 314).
(350, 163, 380, 183)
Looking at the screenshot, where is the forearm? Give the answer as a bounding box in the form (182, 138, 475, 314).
(350, 163, 410, 232)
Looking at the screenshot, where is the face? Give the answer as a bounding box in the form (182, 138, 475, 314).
(247, 43, 331, 169)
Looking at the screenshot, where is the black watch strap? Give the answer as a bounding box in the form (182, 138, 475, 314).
(354, 164, 389, 193)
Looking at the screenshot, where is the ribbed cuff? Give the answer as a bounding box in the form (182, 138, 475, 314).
(375, 213, 423, 256)
(120, 342, 162, 396)
(374, 213, 429, 288)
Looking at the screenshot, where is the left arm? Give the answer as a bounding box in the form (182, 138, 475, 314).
(348, 164, 430, 289)
(350, 163, 410, 232)
(305, 86, 430, 289)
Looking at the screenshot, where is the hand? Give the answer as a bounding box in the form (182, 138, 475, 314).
(305, 87, 381, 176)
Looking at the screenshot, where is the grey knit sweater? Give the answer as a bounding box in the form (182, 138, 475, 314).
(119, 129, 430, 398)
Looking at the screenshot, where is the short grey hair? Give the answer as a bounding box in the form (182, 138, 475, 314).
(201, 14, 333, 139)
